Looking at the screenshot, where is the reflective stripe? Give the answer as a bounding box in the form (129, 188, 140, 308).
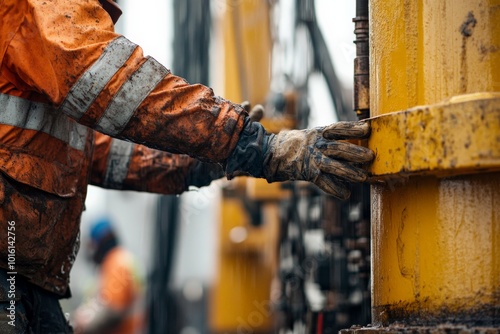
(60, 36, 137, 120)
(103, 139, 135, 189)
(0, 93, 88, 151)
(95, 56, 169, 136)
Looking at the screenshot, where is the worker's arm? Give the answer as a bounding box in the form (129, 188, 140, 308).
(2, 0, 374, 199)
(91, 132, 223, 194)
(3, 0, 245, 163)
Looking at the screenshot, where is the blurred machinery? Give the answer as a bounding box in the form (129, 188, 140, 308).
(146, 1, 212, 333)
(146, 0, 500, 333)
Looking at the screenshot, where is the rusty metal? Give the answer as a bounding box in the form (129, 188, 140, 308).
(353, 0, 370, 120)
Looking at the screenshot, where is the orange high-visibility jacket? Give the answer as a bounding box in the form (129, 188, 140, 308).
(99, 247, 142, 334)
(0, 0, 246, 295)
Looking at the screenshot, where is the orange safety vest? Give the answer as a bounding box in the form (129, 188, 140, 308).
(99, 247, 142, 334)
(0, 0, 246, 295)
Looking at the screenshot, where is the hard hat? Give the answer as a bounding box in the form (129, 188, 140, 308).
(88, 217, 119, 264)
(89, 217, 115, 244)
(99, 0, 122, 24)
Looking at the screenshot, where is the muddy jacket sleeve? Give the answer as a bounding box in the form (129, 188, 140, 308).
(91, 132, 200, 194)
(1, 0, 247, 163)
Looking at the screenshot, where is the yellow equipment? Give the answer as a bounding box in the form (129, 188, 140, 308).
(347, 0, 500, 331)
(209, 1, 286, 333)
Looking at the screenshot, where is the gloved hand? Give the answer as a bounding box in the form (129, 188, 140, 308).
(225, 119, 374, 200)
(263, 121, 373, 199)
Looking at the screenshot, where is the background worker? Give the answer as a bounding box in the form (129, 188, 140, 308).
(0, 0, 374, 332)
(72, 218, 142, 334)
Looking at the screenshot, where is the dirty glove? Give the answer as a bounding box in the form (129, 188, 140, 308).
(225, 119, 374, 199)
(263, 122, 374, 199)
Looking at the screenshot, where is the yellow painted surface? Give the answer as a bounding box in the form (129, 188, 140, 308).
(370, 0, 500, 116)
(210, 198, 279, 332)
(246, 178, 291, 201)
(210, 1, 278, 332)
(221, 0, 271, 104)
(370, 0, 500, 325)
(369, 93, 500, 177)
(259, 117, 296, 134)
(372, 173, 500, 317)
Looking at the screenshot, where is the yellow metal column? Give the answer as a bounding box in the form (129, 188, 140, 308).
(209, 1, 283, 333)
(368, 0, 500, 328)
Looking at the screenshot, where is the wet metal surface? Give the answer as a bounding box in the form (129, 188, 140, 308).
(371, 172, 500, 326)
(369, 0, 500, 116)
(368, 93, 500, 178)
(368, 0, 500, 329)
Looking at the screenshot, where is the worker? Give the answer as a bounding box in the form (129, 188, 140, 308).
(0, 0, 374, 332)
(72, 218, 142, 334)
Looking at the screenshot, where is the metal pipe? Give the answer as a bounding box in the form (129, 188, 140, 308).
(353, 0, 369, 120)
(368, 0, 500, 330)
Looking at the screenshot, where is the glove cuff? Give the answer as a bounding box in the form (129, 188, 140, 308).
(225, 117, 271, 179)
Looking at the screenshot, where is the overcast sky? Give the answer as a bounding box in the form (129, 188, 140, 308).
(119, 0, 356, 85)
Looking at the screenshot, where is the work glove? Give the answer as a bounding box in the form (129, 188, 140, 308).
(263, 121, 374, 199)
(226, 119, 374, 200)
(186, 101, 265, 189)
